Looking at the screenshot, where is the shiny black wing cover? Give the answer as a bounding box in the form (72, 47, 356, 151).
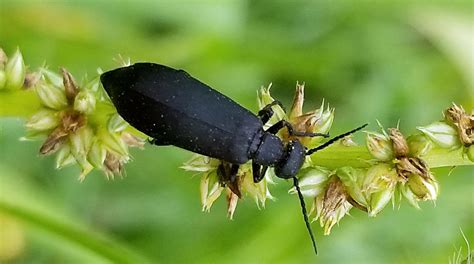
(100, 63, 262, 164)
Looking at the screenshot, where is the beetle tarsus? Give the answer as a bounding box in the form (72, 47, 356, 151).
(252, 163, 269, 183)
(218, 162, 242, 198)
(267, 120, 328, 138)
(258, 100, 286, 125)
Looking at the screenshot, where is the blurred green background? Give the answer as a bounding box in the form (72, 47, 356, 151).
(0, 0, 473, 263)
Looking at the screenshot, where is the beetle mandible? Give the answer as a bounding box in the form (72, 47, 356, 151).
(101, 63, 367, 255)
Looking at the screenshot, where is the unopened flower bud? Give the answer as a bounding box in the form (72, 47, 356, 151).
(55, 145, 76, 169)
(363, 164, 398, 217)
(289, 167, 329, 198)
(337, 167, 367, 208)
(369, 187, 394, 217)
(74, 90, 96, 114)
(417, 122, 461, 149)
(366, 131, 394, 161)
(36, 83, 68, 110)
(97, 129, 128, 156)
(87, 140, 106, 168)
(25, 110, 59, 132)
(200, 171, 224, 212)
(407, 134, 433, 157)
(313, 106, 334, 135)
(69, 127, 94, 179)
(399, 183, 420, 209)
(4, 48, 26, 90)
(406, 173, 439, 201)
(40, 68, 63, 88)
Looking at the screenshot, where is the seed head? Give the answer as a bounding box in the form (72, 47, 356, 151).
(24, 67, 143, 179)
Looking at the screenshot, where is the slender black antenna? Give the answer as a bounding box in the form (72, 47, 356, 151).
(293, 176, 318, 255)
(306, 123, 368, 156)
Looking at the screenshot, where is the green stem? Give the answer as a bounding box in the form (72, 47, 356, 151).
(0, 199, 151, 264)
(1, 89, 472, 170)
(310, 144, 473, 169)
(0, 90, 41, 117)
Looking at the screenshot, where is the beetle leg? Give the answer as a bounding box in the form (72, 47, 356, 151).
(266, 120, 329, 138)
(252, 162, 268, 183)
(218, 162, 242, 198)
(258, 100, 286, 125)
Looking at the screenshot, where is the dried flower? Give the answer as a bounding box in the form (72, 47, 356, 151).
(444, 103, 474, 146)
(285, 82, 334, 147)
(311, 175, 352, 235)
(388, 128, 409, 158)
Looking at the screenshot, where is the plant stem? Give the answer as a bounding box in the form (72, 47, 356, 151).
(0, 90, 41, 117)
(310, 144, 473, 169)
(1, 90, 472, 170)
(0, 199, 151, 264)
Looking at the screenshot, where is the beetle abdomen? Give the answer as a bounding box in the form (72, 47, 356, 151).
(101, 63, 262, 164)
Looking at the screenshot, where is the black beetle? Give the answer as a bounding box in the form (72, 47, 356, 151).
(101, 63, 366, 255)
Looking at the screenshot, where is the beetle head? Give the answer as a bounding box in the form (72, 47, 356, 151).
(274, 140, 305, 179)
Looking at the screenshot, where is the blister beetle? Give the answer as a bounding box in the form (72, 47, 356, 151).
(101, 63, 367, 255)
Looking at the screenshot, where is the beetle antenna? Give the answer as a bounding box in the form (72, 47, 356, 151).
(292, 176, 318, 255)
(305, 123, 368, 156)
